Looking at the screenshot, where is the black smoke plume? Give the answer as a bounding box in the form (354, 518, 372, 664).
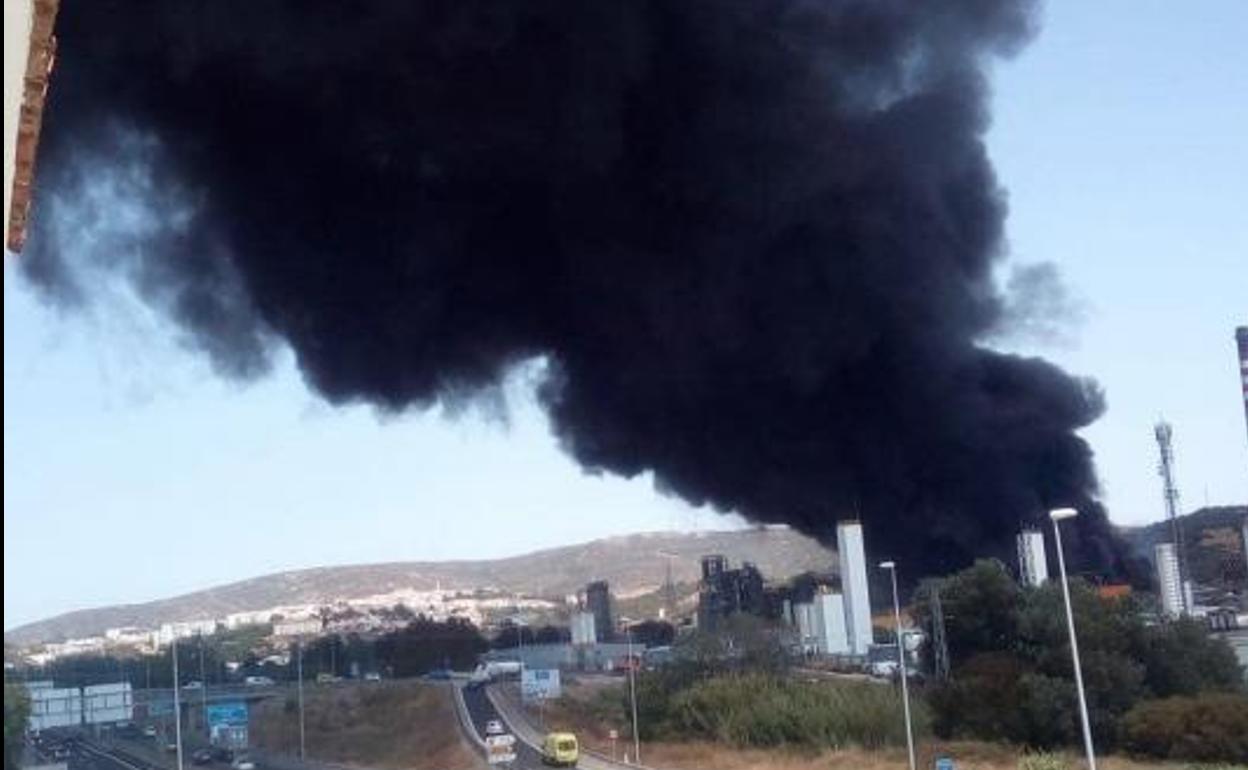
(24, 0, 1131, 578)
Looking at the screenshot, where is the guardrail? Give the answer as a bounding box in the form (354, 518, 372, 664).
(450, 683, 488, 756)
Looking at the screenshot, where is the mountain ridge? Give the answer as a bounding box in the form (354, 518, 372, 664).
(5, 527, 837, 645)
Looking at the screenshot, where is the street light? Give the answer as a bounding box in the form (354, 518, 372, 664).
(1050, 507, 1097, 770)
(171, 636, 185, 770)
(878, 561, 915, 770)
(296, 637, 306, 761)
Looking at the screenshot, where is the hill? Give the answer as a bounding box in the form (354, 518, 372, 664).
(4, 527, 836, 645)
(1120, 505, 1248, 587)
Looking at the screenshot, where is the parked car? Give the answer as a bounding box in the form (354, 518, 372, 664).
(143, 726, 158, 738)
(212, 747, 235, 763)
(231, 755, 256, 770)
(244, 676, 275, 686)
(191, 748, 214, 765)
(182, 680, 204, 690)
(363, 672, 381, 682)
(485, 720, 505, 736)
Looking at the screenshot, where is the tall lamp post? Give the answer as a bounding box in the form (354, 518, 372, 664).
(1050, 507, 1097, 770)
(171, 636, 185, 770)
(878, 561, 915, 770)
(296, 637, 306, 761)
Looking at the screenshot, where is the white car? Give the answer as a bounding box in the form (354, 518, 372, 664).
(485, 720, 505, 736)
(182, 680, 204, 690)
(232, 756, 257, 770)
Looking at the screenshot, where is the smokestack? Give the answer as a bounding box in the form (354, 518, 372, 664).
(1017, 529, 1048, 587)
(836, 521, 872, 655)
(20, 1, 1130, 579)
(1237, 327, 1248, 445)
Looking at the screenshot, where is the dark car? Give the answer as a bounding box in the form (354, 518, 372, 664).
(212, 747, 236, 763)
(192, 748, 215, 765)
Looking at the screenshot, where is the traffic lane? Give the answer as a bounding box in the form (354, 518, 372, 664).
(460, 685, 545, 768)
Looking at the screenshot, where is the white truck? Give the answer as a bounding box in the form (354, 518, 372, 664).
(469, 660, 522, 684)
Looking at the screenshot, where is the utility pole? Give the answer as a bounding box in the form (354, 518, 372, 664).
(172, 637, 185, 770)
(627, 626, 640, 766)
(199, 635, 208, 737)
(930, 588, 950, 682)
(297, 638, 306, 761)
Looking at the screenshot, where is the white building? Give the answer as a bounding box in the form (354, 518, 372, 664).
(1155, 542, 1184, 618)
(1242, 517, 1248, 575)
(795, 592, 851, 656)
(1017, 529, 1049, 587)
(273, 618, 322, 637)
(155, 619, 219, 645)
(224, 610, 274, 629)
(837, 520, 873, 655)
(570, 611, 597, 646)
(104, 627, 153, 648)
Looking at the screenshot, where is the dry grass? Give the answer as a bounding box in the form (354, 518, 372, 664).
(635, 741, 1215, 770)
(517, 679, 1224, 770)
(250, 680, 482, 770)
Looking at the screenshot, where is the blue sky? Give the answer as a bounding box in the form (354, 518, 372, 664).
(5, 1, 1247, 631)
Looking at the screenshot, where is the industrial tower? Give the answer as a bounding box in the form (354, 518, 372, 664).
(1154, 421, 1189, 615)
(1237, 327, 1248, 447)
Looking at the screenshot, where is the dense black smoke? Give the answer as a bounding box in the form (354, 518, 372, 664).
(25, 0, 1131, 578)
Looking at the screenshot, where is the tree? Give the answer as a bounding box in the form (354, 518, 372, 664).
(375, 617, 488, 676)
(913, 560, 1022, 672)
(533, 625, 571, 645)
(4, 683, 30, 770)
(921, 559, 1243, 752)
(629, 620, 675, 648)
(1136, 618, 1244, 697)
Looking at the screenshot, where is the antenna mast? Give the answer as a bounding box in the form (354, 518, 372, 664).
(1154, 420, 1189, 615)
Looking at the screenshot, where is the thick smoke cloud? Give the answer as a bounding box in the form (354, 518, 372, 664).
(25, 0, 1131, 577)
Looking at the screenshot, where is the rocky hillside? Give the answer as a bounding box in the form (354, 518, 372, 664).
(5, 527, 836, 645)
(1120, 505, 1248, 587)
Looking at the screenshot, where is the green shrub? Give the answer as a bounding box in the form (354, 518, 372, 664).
(660, 673, 925, 749)
(1119, 693, 1248, 764)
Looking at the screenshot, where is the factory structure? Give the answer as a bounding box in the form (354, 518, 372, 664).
(1237, 327, 1248, 444)
(697, 520, 877, 657)
(1154, 542, 1185, 619)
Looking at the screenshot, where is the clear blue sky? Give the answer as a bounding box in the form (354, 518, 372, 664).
(5, 1, 1246, 631)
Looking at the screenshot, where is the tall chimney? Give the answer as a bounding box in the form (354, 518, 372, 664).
(1237, 327, 1248, 446)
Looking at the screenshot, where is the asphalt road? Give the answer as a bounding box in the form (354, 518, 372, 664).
(460, 684, 547, 769)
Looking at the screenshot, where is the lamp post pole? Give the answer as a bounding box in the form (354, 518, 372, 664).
(879, 561, 915, 770)
(1050, 507, 1097, 770)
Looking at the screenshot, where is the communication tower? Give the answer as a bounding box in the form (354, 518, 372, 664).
(1154, 420, 1189, 615)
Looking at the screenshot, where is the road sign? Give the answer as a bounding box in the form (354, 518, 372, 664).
(485, 734, 517, 765)
(608, 729, 618, 740)
(521, 668, 561, 702)
(935, 757, 956, 770)
(207, 702, 249, 749)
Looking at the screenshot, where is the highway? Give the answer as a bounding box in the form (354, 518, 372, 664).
(63, 738, 168, 770)
(459, 684, 545, 768)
